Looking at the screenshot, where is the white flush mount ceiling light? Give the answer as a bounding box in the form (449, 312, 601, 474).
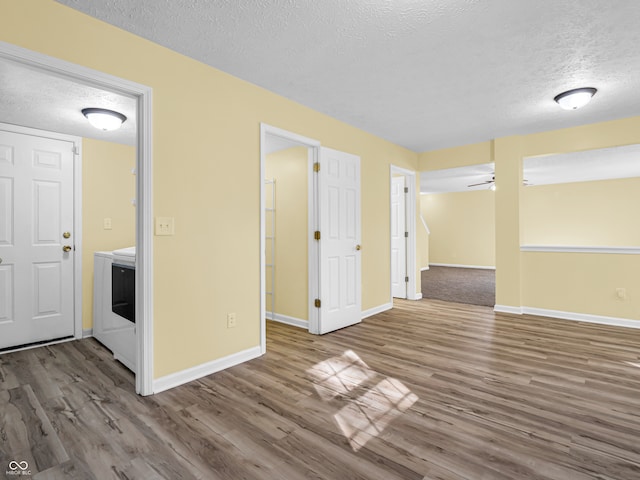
(81, 107, 127, 131)
(554, 87, 597, 110)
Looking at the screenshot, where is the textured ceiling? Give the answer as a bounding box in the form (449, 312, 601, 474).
(0, 58, 136, 145)
(54, 0, 640, 152)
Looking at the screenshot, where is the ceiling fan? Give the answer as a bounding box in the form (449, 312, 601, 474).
(467, 175, 496, 188)
(467, 174, 530, 189)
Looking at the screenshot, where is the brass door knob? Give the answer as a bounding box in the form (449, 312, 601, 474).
(63, 232, 71, 239)
(356, 244, 361, 251)
(63, 245, 72, 252)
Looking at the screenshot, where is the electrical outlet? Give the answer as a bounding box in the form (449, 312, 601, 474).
(155, 217, 175, 236)
(616, 287, 626, 300)
(103, 217, 112, 230)
(227, 313, 237, 328)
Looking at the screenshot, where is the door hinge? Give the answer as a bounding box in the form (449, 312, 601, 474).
(72, 146, 79, 155)
(314, 231, 321, 240)
(314, 162, 320, 172)
(405, 276, 409, 283)
(314, 298, 321, 308)
(404, 187, 409, 193)
(404, 231, 409, 238)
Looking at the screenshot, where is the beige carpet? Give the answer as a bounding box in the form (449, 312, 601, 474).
(421, 266, 495, 307)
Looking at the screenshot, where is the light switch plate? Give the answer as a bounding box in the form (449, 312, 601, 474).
(103, 217, 112, 230)
(155, 217, 175, 236)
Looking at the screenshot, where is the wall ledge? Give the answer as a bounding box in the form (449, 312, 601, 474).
(266, 312, 307, 329)
(495, 305, 640, 329)
(153, 346, 262, 394)
(520, 245, 640, 255)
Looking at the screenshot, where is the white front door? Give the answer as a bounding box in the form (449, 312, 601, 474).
(318, 147, 361, 334)
(391, 176, 407, 298)
(0, 129, 75, 349)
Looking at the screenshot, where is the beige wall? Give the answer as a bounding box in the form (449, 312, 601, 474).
(521, 177, 640, 246)
(521, 252, 640, 319)
(421, 190, 495, 267)
(3, 1, 419, 378)
(82, 138, 136, 330)
(265, 147, 308, 322)
(515, 119, 640, 321)
(419, 117, 640, 322)
(417, 208, 430, 271)
(419, 141, 493, 171)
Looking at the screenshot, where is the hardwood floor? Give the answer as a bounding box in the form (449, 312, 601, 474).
(1, 299, 639, 479)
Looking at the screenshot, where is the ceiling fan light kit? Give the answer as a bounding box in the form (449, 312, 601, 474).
(554, 87, 597, 110)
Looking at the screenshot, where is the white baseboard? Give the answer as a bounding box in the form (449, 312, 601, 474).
(494, 305, 523, 314)
(430, 263, 495, 270)
(495, 305, 640, 329)
(266, 312, 307, 329)
(362, 302, 393, 319)
(153, 346, 262, 394)
(412, 292, 423, 300)
(82, 328, 93, 338)
(522, 307, 640, 329)
(420, 266, 430, 271)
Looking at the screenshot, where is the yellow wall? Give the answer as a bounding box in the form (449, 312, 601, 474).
(419, 141, 493, 171)
(521, 178, 640, 246)
(421, 190, 495, 267)
(419, 118, 640, 323)
(516, 118, 640, 322)
(265, 147, 308, 322)
(522, 253, 639, 320)
(2, 0, 419, 378)
(417, 208, 430, 271)
(82, 138, 136, 330)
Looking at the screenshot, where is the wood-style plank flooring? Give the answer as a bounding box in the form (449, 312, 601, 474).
(1, 299, 640, 479)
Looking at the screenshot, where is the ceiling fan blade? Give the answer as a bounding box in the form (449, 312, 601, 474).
(467, 180, 492, 187)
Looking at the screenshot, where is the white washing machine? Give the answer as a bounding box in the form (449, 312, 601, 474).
(93, 247, 136, 372)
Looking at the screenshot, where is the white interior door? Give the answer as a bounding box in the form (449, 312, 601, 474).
(0, 129, 75, 349)
(391, 176, 407, 298)
(318, 147, 361, 334)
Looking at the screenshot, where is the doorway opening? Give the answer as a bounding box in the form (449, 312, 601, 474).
(0, 41, 154, 395)
(260, 125, 363, 347)
(260, 125, 319, 349)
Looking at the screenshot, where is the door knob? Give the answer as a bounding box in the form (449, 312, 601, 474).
(63, 245, 72, 252)
(356, 244, 361, 251)
(63, 232, 71, 239)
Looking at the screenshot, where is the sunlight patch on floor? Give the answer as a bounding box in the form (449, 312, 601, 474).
(335, 377, 418, 451)
(306, 349, 377, 401)
(307, 350, 418, 452)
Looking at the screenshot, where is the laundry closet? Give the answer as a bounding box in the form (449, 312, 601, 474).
(85, 139, 137, 371)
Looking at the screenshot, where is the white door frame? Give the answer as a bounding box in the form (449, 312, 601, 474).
(389, 165, 418, 302)
(259, 124, 320, 348)
(0, 41, 154, 396)
(0, 122, 82, 342)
